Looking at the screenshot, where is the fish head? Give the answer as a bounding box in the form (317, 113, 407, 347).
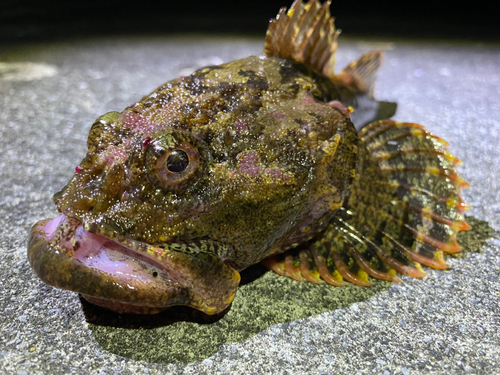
(28, 56, 357, 314)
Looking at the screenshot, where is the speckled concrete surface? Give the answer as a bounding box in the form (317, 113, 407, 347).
(0, 35, 499, 374)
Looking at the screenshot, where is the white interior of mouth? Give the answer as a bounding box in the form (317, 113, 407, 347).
(73, 227, 160, 283)
(43, 215, 172, 284)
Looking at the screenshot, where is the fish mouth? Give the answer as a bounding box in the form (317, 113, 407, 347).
(28, 215, 240, 315)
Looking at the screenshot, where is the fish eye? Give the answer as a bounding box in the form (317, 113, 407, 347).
(145, 136, 201, 191)
(167, 150, 190, 172)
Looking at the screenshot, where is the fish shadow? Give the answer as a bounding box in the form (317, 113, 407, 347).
(85, 263, 390, 364)
(81, 263, 269, 329)
(85, 216, 495, 364)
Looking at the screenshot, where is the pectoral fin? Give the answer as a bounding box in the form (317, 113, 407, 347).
(263, 120, 469, 286)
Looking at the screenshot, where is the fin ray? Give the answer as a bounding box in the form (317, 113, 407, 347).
(263, 0, 339, 80)
(262, 120, 468, 287)
(337, 51, 383, 98)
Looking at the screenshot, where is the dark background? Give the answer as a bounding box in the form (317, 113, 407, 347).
(1, 0, 500, 41)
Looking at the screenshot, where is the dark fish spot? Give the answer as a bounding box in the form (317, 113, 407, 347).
(182, 74, 209, 95)
(279, 82, 300, 100)
(238, 69, 269, 91)
(238, 69, 257, 78)
(308, 112, 322, 120)
(279, 62, 299, 84)
(247, 77, 269, 91)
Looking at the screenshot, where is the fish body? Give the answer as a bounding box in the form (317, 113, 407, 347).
(28, 1, 468, 315)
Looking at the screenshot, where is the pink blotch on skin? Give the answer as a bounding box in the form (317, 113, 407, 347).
(301, 93, 346, 117)
(75, 165, 83, 173)
(237, 151, 261, 176)
(104, 145, 128, 166)
(122, 91, 192, 134)
(272, 111, 287, 121)
(122, 111, 159, 135)
(301, 93, 317, 105)
(265, 168, 283, 179)
(235, 120, 248, 132)
(327, 100, 351, 116)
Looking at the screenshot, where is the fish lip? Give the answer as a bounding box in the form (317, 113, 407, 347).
(27, 215, 191, 313)
(28, 215, 240, 315)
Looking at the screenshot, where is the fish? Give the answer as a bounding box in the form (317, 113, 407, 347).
(27, 0, 469, 315)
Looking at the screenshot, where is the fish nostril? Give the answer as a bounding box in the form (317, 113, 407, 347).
(152, 271, 158, 277)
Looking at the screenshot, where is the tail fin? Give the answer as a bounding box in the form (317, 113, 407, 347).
(264, 120, 469, 286)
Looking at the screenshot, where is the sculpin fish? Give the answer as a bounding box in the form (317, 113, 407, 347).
(28, 0, 469, 314)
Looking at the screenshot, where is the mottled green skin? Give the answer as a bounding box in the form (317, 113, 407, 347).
(29, 56, 360, 313)
(55, 56, 357, 269)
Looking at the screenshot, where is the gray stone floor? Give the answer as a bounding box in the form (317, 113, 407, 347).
(0, 34, 499, 374)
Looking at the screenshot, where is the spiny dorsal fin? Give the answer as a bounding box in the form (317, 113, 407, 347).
(263, 0, 340, 81)
(337, 51, 383, 98)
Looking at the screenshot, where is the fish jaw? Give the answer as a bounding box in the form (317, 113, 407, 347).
(27, 215, 240, 315)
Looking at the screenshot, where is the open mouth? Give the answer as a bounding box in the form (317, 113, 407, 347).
(28, 215, 240, 315)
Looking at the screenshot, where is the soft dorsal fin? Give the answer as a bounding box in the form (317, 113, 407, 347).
(263, 0, 340, 81)
(337, 51, 383, 98)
